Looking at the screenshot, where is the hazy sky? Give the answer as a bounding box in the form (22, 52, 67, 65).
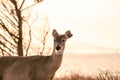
(37, 0, 120, 48)
(29, 0, 120, 53)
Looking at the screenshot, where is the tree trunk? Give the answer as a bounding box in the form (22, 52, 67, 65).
(17, 10, 23, 56)
(17, 25, 23, 56)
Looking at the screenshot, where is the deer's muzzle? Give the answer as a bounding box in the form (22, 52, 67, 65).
(56, 45, 61, 50)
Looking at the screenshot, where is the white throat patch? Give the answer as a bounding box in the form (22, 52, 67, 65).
(55, 49, 64, 55)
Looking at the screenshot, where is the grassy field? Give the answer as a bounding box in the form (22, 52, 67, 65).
(54, 71, 120, 80)
(54, 53, 120, 80)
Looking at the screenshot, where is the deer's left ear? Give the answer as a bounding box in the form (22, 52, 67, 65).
(65, 30, 73, 39)
(52, 29, 59, 37)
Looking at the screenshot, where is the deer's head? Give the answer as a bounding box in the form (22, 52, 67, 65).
(52, 29, 73, 54)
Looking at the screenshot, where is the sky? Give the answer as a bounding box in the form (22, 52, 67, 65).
(29, 0, 120, 53)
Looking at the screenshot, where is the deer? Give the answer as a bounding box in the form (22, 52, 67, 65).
(1, 29, 73, 80)
(0, 56, 25, 80)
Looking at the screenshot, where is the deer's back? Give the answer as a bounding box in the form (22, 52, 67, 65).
(2, 56, 55, 80)
(0, 56, 25, 80)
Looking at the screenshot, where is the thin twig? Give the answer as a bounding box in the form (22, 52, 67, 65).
(0, 46, 12, 56)
(21, 0, 43, 11)
(0, 41, 15, 54)
(23, 21, 32, 56)
(21, 3, 38, 11)
(0, 9, 18, 27)
(19, 0, 26, 9)
(1, 2, 10, 13)
(0, 14, 18, 31)
(0, 34, 16, 48)
(0, 19, 18, 43)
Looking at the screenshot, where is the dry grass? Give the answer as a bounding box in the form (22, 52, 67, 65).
(96, 71, 120, 80)
(54, 71, 120, 80)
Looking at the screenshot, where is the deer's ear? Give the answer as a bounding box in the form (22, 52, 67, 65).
(65, 30, 73, 39)
(52, 29, 58, 37)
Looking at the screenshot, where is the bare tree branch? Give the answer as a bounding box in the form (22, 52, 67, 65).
(0, 13, 18, 31)
(0, 41, 15, 54)
(0, 19, 18, 42)
(23, 21, 32, 56)
(40, 29, 49, 55)
(0, 46, 12, 56)
(1, 1, 16, 23)
(0, 7, 18, 26)
(19, 0, 26, 9)
(0, 34, 16, 48)
(10, 0, 24, 56)
(40, 16, 50, 55)
(21, 3, 38, 11)
(10, 0, 16, 5)
(0, 0, 48, 56)
(21, 0, 43, 11)
(34, 0, 43, 3)
(1, 2, 10, 13)
(1, 49, 4, 56)
(22, 12, 39, 56)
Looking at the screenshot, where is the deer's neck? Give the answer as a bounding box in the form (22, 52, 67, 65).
(50, 48, 64, 71)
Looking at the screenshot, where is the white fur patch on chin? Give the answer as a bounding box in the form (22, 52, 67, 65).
(55, 50, 64, 55)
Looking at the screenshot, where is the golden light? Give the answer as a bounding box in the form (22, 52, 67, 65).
(24, 0, 120, 54)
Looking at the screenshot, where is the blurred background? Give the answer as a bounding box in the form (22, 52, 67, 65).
(0, 0, 120, 77)
(39, 0, 120, 54)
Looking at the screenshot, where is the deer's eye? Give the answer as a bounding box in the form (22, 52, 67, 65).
(54, 40, 56, 42)
(62, 40, 65, 42)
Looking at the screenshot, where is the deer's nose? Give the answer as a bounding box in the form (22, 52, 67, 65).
(56, 45, 61, 50)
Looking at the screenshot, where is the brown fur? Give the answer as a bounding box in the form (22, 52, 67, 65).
(0, 29, 72, 80)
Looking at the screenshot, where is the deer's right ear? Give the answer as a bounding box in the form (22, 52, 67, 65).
(52, 29, 58, 37)
(65, 30, 73, 39)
